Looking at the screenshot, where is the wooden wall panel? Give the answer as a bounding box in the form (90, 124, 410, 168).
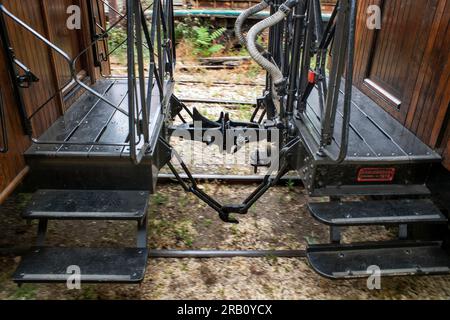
(0, 48, 30, 195)
(406, 0, 450, 147)
(354, 0, 450, 166)
(442, 127, 450, 170)
(354, 0, 440, 123)
(42, 0, 86, 88)
(3, 0, 62, 136)
(0, 0, 99, 198)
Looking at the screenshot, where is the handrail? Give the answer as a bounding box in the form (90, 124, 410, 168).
(0, 0, 176, 165)
(0, 5, 127, 118)
(317, 0, 356, 163)
(294, 0, 356, 164)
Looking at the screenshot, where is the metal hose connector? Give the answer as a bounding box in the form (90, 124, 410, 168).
(235, 0, 270, 48)
(246, 0, 297, 88)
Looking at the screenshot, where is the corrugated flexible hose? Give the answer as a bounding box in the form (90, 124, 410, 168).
(246, 1, 298, 89)
(235, 0, 270, 48)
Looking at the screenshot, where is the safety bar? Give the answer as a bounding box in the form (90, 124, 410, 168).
(293, 0, 356, 163)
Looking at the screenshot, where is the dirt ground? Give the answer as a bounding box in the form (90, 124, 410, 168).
(1, 66, 450, 300)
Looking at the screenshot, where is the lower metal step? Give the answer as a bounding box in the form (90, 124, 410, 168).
(311, 184, 431, 197)
(13, 247, 148, 283)
(308, 199, 447, 226)
(307, 241, 450, 279)
(23, 190, 150, 220)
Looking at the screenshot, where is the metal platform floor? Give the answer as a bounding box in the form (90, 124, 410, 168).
(298, 82, 441, 164)
(26, 77, 440, 166)
(26, 78, 170, 159)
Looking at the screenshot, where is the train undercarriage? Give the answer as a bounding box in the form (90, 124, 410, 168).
(1, 0, 449, 283)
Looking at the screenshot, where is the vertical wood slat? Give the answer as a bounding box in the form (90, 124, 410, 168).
(39, 0, 65, 115)
(442, 129, 450, 170)
(406, 0, 447, 132)
(410, 0, 450, 147)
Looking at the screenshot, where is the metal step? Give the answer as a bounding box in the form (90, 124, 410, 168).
(308, 199, 447, 226)
(307, 241, 450, 279)
(310, 184, 431, 197)
(13, 247, 148, 283)
(23, 190, 150, 220)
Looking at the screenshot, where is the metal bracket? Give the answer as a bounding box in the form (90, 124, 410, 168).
(36, 219, 48, 247)
(399, 224, 408, 240)
(11, 55, 39, 88)
(169, 107, 269, 154)
(160, 136, 301, 224)
(330, 226, 341, 244)
(137, 215, 148, 248)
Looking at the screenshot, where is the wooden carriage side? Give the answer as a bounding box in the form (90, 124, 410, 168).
(0, 0, 107, 202)
(353, 0, 450, 170)
(0, 0, 449, 202)
(0, 0, 449, 284)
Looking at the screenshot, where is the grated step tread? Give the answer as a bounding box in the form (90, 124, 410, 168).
(308, 199, 447, 226)
(23, 190, 150, 220)
(307, 241, 450, 279)
(13, 247, 148, 283)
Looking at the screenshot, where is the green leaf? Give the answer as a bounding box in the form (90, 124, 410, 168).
(208, 44, 224, 54)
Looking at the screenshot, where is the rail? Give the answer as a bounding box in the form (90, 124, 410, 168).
(0, 0, 176, 164)
(290, 0, 356, 163)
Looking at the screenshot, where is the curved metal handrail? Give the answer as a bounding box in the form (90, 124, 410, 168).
(0, 0, 176, 164)
(0, 5, 128, 118)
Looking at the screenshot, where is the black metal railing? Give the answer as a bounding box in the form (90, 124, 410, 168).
(257, 0, 355, 161)
(0, 0, 175, 164)
(287, 0, 356, 162)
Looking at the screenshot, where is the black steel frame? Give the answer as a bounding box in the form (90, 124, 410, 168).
(165, 0, 358, 221)
(287, 0, 356, 163)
